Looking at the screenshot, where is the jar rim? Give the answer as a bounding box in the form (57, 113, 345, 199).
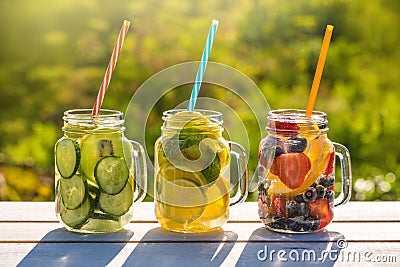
(162, 109, 223, 123)
(268, 109, 327, 122)
(267, 109, 328, 133)
(268, 108, 326, 116)
(62, 109, 124, 130)
(64, 109, 123, 118)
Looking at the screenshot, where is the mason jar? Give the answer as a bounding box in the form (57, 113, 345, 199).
(55, 109, 147, 233)
(154, 109, 249, 233)
(258, 109, 352, 233)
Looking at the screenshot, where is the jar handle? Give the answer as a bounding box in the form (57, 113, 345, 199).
(130, 140, 147, 203)
(228, 141, 249, 206)
(333, 142, 352, 207)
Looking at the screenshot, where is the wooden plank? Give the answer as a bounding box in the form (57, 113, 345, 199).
(1, 201, 400, 267)
(1, 201, 400, 222)
(1, 222, 400, 243)
(2, 242, 399, 267)
(0, 202, 58, 222)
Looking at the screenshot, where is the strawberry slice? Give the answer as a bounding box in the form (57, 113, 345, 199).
(271, 195, 288, 217)
(270, 153, 311, 189)
(323, 151, 335, 175)
(268, 120, 299, 137)
(309, 198, 332, 229)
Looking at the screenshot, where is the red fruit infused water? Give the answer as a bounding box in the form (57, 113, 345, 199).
(258, 109, 352, 233)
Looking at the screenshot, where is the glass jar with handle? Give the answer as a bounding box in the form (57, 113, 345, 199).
(258, 109, 352, 233)
(55, 109, 147, 233)
(154, 109, 249, 233)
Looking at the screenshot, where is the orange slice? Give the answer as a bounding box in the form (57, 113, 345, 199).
(298, 122, 321, 140)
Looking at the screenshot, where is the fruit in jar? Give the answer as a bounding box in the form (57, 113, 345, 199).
(270, 153, 311, 189)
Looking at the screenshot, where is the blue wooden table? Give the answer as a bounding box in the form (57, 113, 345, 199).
(0, 202, 399, 266)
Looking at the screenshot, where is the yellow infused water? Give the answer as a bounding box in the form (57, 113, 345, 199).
(154, 111, 231, 233)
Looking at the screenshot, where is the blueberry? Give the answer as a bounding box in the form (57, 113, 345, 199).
(318, 177, 329, 187)
(316, 185, 326, 198)
(324, 190, 335, 202)
(275, 146, 285, 158)
(293, 194, 304, 203)
(298, 203, 309, 216)
(287, 136, 307, 153)
(267, 215, 287, 229)
(287, 217, 303, 231)
(302, 187, 317, 203)
(327, 176, 335, 186)
(285, 201, 299, 217)
(305, 217, 320, 231)
(310, 219, 321, 231)
(302, 219, 312, 232)
(318, 176, 335, 187)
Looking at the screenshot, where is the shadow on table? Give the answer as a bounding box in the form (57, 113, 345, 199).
(123, 227, 238, 267)
(17, 227, 133, 267)
(235, 227, 346, 267)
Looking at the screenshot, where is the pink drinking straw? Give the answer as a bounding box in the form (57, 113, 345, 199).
(92, 20, 130, 116)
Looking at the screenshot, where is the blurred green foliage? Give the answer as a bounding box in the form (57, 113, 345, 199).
(0, 0, 398, 201)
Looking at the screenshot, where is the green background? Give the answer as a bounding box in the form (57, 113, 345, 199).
(0, 0, 398, 201)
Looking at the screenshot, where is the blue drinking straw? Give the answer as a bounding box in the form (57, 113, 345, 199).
(187, 19, 219, 111)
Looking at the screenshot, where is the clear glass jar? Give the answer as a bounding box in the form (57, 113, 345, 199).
(154, 109, 248, 233)
(55, 109, 147, 233)
(258, 109, 352, 233)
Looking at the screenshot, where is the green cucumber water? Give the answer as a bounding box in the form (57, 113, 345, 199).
(55, 123, 134, 233)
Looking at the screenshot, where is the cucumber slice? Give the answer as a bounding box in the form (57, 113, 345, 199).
(95, 156, 129, 195)
(99, 182, 133, 216)
(59, 196, 93, 228)
(80, 133, 124, 181)
(56, 138, 80, 178)
(92, 212, 121, 222)
(61, 174, 87, 210)
(87, 179, 100, 199)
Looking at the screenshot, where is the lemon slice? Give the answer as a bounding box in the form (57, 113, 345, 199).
(216, 140, 230, 168)
(168, 111, 210, 129)
(158, 178, 206, 224)
(158, 163, 208, 186)
(169, 111, 220, 137)
(206, 176, 229, 203)
(170, 111, 206, 121)
(160, 178, 206, 206)
(203, 176, 229, 219)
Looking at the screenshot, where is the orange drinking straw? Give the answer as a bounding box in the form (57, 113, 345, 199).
(305, 25, 334, 116)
